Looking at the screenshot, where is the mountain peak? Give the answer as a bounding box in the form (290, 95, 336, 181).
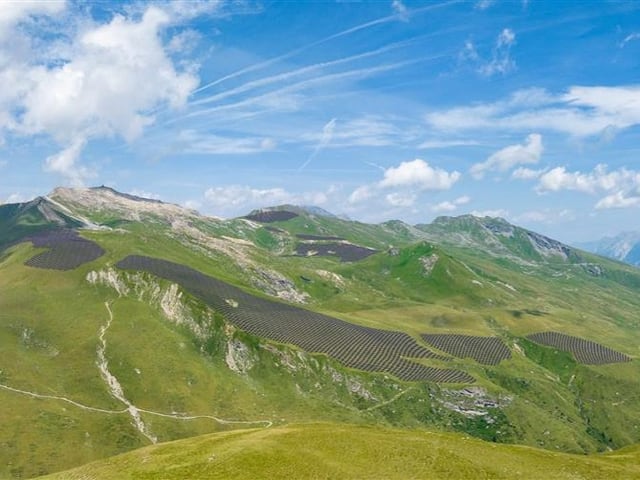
(49, 186, 200, 224)
(419, 214, 578, 264)
(88, 185, 165, 204)
(51, 186, 165, 205)
(432, 214, 510, 225)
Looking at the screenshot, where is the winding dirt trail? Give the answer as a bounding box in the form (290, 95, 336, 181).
(364, 387, 414, 412)
(0, 301, 273, 443)
(0, 383, 128, 414)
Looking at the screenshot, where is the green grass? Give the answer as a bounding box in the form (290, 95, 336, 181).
(40, 422, 640, 480)
(4, 198, 640, 478)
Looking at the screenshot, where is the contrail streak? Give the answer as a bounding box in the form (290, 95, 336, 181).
(192, 39, 415, 108)
(299, 118, 337, 171)
(192, 0, 460, 95)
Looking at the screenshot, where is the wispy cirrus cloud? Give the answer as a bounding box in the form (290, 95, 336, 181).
(302, 115, 420, 149)
(460, 28, 516, 77)
(192, 40, 416, 109)
(475, 0, 495, 10)
(426, 86, 640, 138)
(619, 32, 640, 48)
(418, 139, 479, 149)
(299, 118, 336, 170)
(175, 130, 277, 155)
(181, 59, 427, 122)
(391, 0, 409, 21)
(193, 0, 455, 96)
(513, 208, 574, 224)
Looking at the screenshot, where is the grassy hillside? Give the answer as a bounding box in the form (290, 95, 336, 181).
(3, 189, 640, 478)
(40, 423, 640, 480)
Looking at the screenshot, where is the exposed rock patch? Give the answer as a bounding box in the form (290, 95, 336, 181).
(420, 254, 439, 276)
(225, 340, 255, 374)
(315, 269, 346, 289)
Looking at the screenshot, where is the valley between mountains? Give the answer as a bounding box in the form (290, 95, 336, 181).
(1, 186, 640, 478)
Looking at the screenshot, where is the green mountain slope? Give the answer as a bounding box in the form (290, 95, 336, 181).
(0, 197, 82, 247)
(40, 423, 640, 480)
(1, 187, 640, 478)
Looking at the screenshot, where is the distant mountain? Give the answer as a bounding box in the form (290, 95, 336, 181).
(578, 231, 640, 267)
(416, 214, 581, 265)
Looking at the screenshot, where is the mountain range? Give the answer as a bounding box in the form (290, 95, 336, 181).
(577, 232, 640, 267)
(1, 186, 639, 479)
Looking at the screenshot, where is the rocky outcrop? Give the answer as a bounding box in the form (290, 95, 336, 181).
(225, 340, 255, 374)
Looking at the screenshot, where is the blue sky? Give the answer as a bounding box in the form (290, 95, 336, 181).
(1, 0, 640, 243)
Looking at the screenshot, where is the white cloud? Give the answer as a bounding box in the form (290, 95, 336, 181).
(0, 0, 66, 39)
(380, 159, 460, 190)
(536, 164, 640, 210)
(21, 7, 197, 142)
(129, 189, 161, 200)
(348, 158, 459, 209)
(471, 208, 509, 218)
(391, 0, 409, 21)
(475, 0, 495, 10)
(43, 137, 94, 186)
(167, 29, 202, 54)
(514, 208, 574, 224)
(511, 167, 545, 180)
(386, 192, 416, 207)
(183, 199, 202, 211)
(0, 4, 200, 185)
(426, 85, 640, 138)
(595, 192, 640, 209)
(3, 192, 27, 204)
(470, 133, 543, 179)
(348, 185, 373, 204)
(536, 164, 640, 194)
(431, 195, 470, 213)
